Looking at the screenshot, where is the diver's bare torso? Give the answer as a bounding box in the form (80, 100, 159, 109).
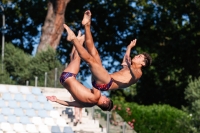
(110, 66, 142, 90)
(63, 77, 101, 107)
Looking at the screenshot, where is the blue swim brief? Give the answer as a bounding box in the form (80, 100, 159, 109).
(60, 72, 77, 85)
(92, 78, 113, 91)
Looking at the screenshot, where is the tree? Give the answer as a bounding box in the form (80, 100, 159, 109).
(4, 43, 32, 84)
(132, 0, 200, 108)
(1, 0, 47, 54)
(37, 0, 70, 52)
(184, 77, 200, 132)
(3, 42, 63, 87)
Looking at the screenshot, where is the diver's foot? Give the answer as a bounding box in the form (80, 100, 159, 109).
(82, 10, 92, 26)
(63, 24, 76, 41)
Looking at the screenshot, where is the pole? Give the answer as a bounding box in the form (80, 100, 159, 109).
(44, 72, 47, 87)
(54, 68, 57, 88)
(91, 107, 94, 120)
(106, 111, 110, 133)
(0, 5, 5, 75)
(26, 81, 29, 86)
(123, 122, 126, 133)
(35, 76, 38, 87)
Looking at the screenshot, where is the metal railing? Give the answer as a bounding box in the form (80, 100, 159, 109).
(87, 106, 137, 133)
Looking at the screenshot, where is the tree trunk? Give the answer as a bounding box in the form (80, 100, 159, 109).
(37, 0, 70, 52)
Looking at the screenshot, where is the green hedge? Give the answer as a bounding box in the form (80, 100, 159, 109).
(113, 101, 193, 133)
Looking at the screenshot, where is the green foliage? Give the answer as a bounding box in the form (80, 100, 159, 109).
(1, 43, 63, 87)
(0, 62, 15, 84)
(30, 50, 56, 76)
(28, 47, 64, 87)
(184, 77, 200, 132)
(133, 0, 200, 108)
(4, 43, 31, 84)
(111, 84, 137, 102)
(113, 101, 194, 133)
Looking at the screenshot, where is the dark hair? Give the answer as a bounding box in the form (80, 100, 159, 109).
(98, 99, 114, 111)
(142, 52, 152, 68)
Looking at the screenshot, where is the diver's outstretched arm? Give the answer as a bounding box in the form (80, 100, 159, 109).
(46, 96, 85, 108)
